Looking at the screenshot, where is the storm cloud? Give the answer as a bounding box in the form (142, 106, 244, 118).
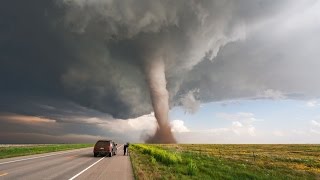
(1, 0, 320, 143)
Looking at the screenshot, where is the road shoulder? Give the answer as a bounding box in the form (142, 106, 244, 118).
(75, 147, 134, 180)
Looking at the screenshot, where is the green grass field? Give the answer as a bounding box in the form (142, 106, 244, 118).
(0, 144, 93, 159)
(130, 144, 320, 180)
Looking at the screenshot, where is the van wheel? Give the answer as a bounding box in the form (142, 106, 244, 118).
(94, 153, 97, 157)
(109, 152, 112, 157)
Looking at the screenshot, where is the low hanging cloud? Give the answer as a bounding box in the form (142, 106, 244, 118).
(170, 120, 190, 133)
(0, 132, 107, 144)
(306, 100, 320, 108)
(311, 120, 320, 128)
(217, 112, 260, 123)
(174, 113, 320, 143)
(172, 112, 259, 143)
(0, 113, 57, 124)
(1, 0, 320, 142)
(259, 89, 286, 100)
(216, 112, 259, 136)
(180, 90, 200, 114)
(97, 113, 157, 134)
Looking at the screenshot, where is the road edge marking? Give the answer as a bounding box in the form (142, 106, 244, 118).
(68, 144, 124, 180)
(0, 172, 8, 177)
(0, 147, 92, 165)
(117, 145, 124, 150)
(68, 156, 105, 180)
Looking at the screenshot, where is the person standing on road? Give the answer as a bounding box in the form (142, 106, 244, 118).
(126, 142, 130, 156)
(123, 143, 128, 156)
(123, 142, 130, 156)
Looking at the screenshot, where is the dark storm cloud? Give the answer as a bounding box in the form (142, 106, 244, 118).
(1, 0, 319, 142)
(0, 0, 290, 118)
(0, 0, 150, 119)
(0, 1, 65, 96)
(179, 1, 320, 102)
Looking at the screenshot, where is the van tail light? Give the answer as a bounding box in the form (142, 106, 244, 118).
(109, 146, 112, 152)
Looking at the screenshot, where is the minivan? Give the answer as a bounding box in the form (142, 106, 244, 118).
(93, 140, 117, 157)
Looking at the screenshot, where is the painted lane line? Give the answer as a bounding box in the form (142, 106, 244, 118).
(68, 144, 124, 180)
(0, 147, 92, 165)
(68, 156, 105, 180)
(117, 144, 124, 150)
(0, 172, 8, 177)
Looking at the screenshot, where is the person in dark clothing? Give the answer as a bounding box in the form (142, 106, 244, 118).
(123, 144, 127, 155)
(123, 142, 129, 156)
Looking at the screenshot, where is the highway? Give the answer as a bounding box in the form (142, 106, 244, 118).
(0, 145, 133, 180)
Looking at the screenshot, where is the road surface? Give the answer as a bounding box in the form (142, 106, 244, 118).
(0, 145, 134, 180)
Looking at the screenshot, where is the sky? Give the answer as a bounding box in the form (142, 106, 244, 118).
(1, 0, 320, 144)
(170, 99, 320, 143)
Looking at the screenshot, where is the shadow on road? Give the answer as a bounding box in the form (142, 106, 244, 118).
(78, 154, 95, 158)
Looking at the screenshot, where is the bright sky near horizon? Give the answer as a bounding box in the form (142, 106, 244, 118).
(169, 99, 320, 143)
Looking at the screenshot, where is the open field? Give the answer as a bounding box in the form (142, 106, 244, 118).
(130, 144, 320, 180)
(0, 144, 93, 159)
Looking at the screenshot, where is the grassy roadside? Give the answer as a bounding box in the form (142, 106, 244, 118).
(130, 144, 320, 180)
(0, 144, 93, 159)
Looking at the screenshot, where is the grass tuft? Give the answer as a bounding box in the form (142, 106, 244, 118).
(187, 160, 198, 176)
(133, 144, 182, 165)
(151, 156, 157, 164)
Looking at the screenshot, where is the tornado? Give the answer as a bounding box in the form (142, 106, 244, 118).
(58, 0, 254, 144)
(145, 57, 176, 144)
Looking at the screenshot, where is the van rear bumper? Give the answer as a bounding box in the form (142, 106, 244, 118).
(94, 151, 111, 155)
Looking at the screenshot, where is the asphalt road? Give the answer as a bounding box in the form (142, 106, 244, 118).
(0, 145, 134, 180)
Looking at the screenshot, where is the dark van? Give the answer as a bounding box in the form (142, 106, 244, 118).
(93, 140, 117, 157)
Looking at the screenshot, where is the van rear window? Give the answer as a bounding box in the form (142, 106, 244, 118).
(95, 141, 110, 147)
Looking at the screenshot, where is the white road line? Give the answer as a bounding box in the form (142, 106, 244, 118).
(0, 172, 8, 177)
(68, 144, 124, 180)
(68, 156, 105, 180)
(117, 145, 124, 150)
(0, 147, 92, 165)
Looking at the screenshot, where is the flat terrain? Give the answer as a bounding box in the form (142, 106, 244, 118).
(0, 145, 133, 180)
(130, 144, 320, 180)
(0, 144, 93, 159)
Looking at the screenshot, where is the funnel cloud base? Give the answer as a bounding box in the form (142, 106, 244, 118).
(145, 126, 177, 144)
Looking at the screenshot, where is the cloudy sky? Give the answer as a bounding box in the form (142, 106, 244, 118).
(1, 0, 320, 144)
